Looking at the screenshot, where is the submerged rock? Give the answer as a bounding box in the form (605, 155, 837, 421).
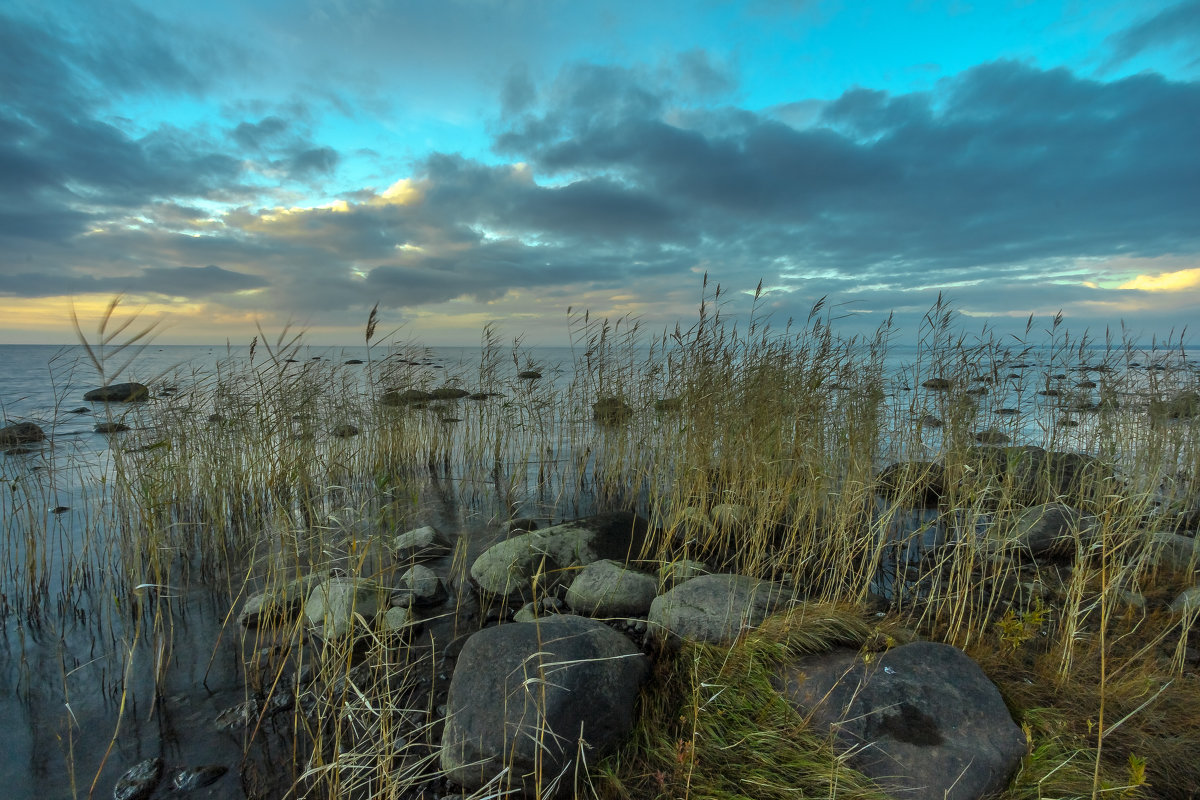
(171, 764, 228, 790)
(112, 757, 163, 800)
(380, 388, 433, 406)
(0, 422, 45, 446)
(94, 422, 131, 433)
(592, 396, 633, 423)
(84, 382, 149, 402)
(876, 461, 945, 508)
(393, 524, 453, 562)
(440, 615, 648, 797)
(776, 641, 1025, 800)
(0, 422, 44, 448)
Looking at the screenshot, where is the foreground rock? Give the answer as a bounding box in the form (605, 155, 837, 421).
(440, 615, 648, 797)
(647, 574, 789, 650)
(393, 524, 453, 561)
(84, 382, 149, 402)
(776, 641, 1024, 800)
(303, 576, 390, 638)
(470, 512, 650, 599)
(0, 422, 45, 447)
(565, 559, 657, 617)
(1005, 502, 1088, 559)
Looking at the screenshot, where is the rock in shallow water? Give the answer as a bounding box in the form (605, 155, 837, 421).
(172, 764, 228, 790)
(112, 757, 162, 800)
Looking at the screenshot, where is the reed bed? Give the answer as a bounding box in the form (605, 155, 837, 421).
(1, 284, 1198, 799)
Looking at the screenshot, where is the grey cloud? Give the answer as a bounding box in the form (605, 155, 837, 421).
(285, 147, 340, 178)
(1105, 1, 1200, 69)
(494, 60, 1200, 285)
(138, 265, 269, 296)
(233, 117, 290, 150)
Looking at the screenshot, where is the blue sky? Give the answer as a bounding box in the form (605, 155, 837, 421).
(1, 0, 1198, 345)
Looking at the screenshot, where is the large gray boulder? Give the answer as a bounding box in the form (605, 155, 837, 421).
(776, 641, 1025, 800)
(239, 572, 329, 627)
(1005, 502, 1087, 559)
(84, 382, 149, 402)
(565, 559, 657, 617)
(470, 512, 650, 600)
(1145, 531, 1200, 573)
(0, 421, 45, 447)
(440, 615, 648, 797)
(303, 576, 390, 638)
(646, 573, 789, 650)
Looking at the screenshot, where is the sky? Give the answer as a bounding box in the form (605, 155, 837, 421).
(1, 0, 1198, 347)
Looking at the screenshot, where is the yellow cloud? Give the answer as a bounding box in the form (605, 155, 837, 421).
(1118, 267, 1200, 292)
(376, 178, 422, 206)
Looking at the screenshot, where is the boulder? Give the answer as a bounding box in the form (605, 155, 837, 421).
(657, 559, 710, 589)
(1170, 586, 1200, 615)
(470, 512, 650, 600)
(517, 370, 542, 380)
(1145, 531, 1200, 573)
(113, 757, 163, 800)
(921, 378, 953, 390)
(239, 572, 329, 627)
(776, 641, 1025, 800)
(1006, 502, 1086, 559)
(84, 382, 149, 402)
(380, 388, 433, 406)
(398, 564, 447, 607)
(430, 386, 470, 400)
(94, 422, 131, 433)
(709, 503, 751, 531)
(304, 576, 390, 638)
(876, 461, 945, 508)
(0, 422, 45, 447)
(440, 615, 648, 797)
(955, 446, 1113, 506)
(647, 574, 788, 650)
(393, 524, 453, 561)
(331, 424, 360, 438)
(565, 559, 657, 617)
(1151, 391, 1200, 419)
(592, 396, 633, 423)
(171, 765, 228, 791)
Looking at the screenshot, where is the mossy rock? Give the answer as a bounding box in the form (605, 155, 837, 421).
(429, 386, 470, 400)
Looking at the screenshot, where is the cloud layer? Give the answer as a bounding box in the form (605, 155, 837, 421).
(2, 1, 1199, 343)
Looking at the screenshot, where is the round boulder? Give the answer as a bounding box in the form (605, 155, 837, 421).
(647, 573, 789, 650)
(776, 641, 1025, 800)
(565, 559, 657, 618)
(440, 615, 648, 797)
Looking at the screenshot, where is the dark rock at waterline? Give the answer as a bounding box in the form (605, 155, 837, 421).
(1151, 391, 1200, 419)
(776, 642, 1025, 800)
(921, 377, 953, 390)
(0, 421, 45, 446)
(94, 422, 131, 433)
(430, 386, 470, 400)
(955, 445, 1113, 506)
(344, 358, 364, 364)
(593, 396, 633, 423)
(5, 446, 37, 455)
(876, 461, 945, 507)
(84, 382, 149, 402)
(381, 388, 433, 406)
(974, 428, 1011, 445)
(172, 764, 228, 790)
(516, 370, 541, 380)
(52, 506, 69, 513)
(331, 423, 360, 438)
(112, 757, 163, 800)
(440, 615, 648, 798)
(69, 406, 90, 414)
(1006, 502, 1089, 560)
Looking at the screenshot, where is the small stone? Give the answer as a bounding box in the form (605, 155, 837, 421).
(94, 422, 131, 433)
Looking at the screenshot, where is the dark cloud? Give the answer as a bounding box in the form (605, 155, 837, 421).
(1104, 1, 1200, 70)
(285, 147, 339, 179)
(0, 264, 265, 298)
(232, 116, 290, 150)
